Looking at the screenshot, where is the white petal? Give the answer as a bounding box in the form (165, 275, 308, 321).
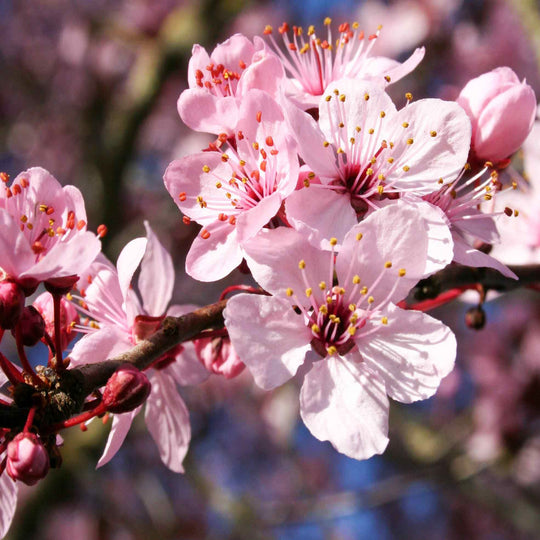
(0, 471, 18, 539)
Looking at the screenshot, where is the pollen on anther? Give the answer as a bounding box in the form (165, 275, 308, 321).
(327, 346, 337, 356)
(381, 316, 388, 325)
(403, 165, 410, 172)
(323, 141, 330, 147)
(360, 286, 368, 295)
(430, 131, 437, 137)
(387, 157, 394, 164)
(368, 296, 375, 304)
(298, 259, 306, 269)
(202, 165, 210, 173)
(339, 94, 346, 102)
(364, 93, 370, 101)
(356, 232, 363, 241)
(329, 237, 338, 246)
(407, 138, 414, 145)
(384, 75, 391, 82)
(398, 268, 406, 277)
(377, 185, 384, 194)
(349, 303, 356, 311)
(179, 192, 187, 201)
(325, 95, 332, 102)
(380, 111, 386, 118)
(384, 261, 392, 268)
(368, 128, 374, 134)
(352, 275, 361, 284)
(405, 92, 413, 100)
(319, 281, 326, 290)
(306, 288, 312, 297)
(348, 326, 357, 336)
(311, 323, 320, 333)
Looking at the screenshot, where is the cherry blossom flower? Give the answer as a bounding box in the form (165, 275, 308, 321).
(69, 222, 207, 472)
(412, 165, 518, 278)
(263, 19, 425, 110)
(0, 167, 101, 292)
(283, 78, 471, 247)
(457, 67, 536, 166)
(165, 89, 299, 281)
(224, 204, 456, 460)
(177, 33, 285, 135)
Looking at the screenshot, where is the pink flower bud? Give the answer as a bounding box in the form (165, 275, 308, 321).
(194, 336, 245, 379)
(17, 306, 46, 346)
(0, 281, 25, 330)
(102, 365, 151, 413)
(33, 292, 79, 350)
(457, 67, 537, 164)
(6, 432, 50, 486)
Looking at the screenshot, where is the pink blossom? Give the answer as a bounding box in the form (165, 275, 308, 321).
(6, 432, 50, 486)
(0, 168, 101, 291)
(69, 222, 207, 472)
(457, 67, 537, 165)
(224, 205, 456, 460)
(177, 34, 285, 135)
(0, 281, 25, 330)
(263, 20, 425, 110)
(283, 78, 471, 246)
(194, 335, 245, 379)
(165, 90, 299, 281)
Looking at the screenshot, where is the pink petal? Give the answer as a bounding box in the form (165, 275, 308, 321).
(116, 237, 147, 305)
(360, 304, 456, 403)
(337, 204, 432, 305)
(97, 409, 139, 468)
(285, 187, 357, 248)
(177, 89, 239, 135)
(300, 355, 390, 460)
(0, 470, 18, 538)
(0, 210, 34, 277)
(452, 236, 518, 279)
(139, 222, 174, 316)
(144, 372, 190, 473)
(235, 191, 282, 243)
(69, 326, 131, 367)
(224, 294, 312, 390)
(185, 220, 243, 281)
(236, 54, 285, 97)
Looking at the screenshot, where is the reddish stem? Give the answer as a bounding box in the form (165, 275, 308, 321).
(219, 285, 265, 301)
(0, 352, 24, 386)
(46, 401, 107, 433)
(398, 287, 471, 312)
(23, 406, 37, 433)
(52, 293, 64, 372)
(15, 326, 44, 388)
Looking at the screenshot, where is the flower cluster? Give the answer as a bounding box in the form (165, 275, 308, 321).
(0, 15, 538, 540)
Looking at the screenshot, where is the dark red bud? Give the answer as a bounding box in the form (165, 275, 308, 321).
(0, 281, 25, 329)
(44, 275, 79, 295)
(465, 306, 486, 330)
(102, 364, 151, 413)
(6, 432, 50, 486)
(17, 306, 46, 346)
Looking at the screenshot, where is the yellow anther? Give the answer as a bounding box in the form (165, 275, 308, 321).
(306, 288, 313, 297)
(378, 174, 385, 181)
(319, 304, 328, 314)
(514, 209, 519, 217)
(339, 94, 346, 102)
(403, 165, 410, 172)
(329, 237, 338, 246)
(303, 178, 310, 187)
(20, 215, 28, 223)
(39, 204, 48, 212)
(286, 288, 294, 297)
(381, 316, 388, 325)
(405, 92, 413, 100)
(300, 44, 310, 54)
(308, 25, 315, 35)
(350, 313, 358, 324)
(407, 138, 414, 145)
(202, 165, 210, 173)
(66, 292, 73, 300)
(366, 168, 374, 175)
(319, 281, 326, 290)
(384, 261, 392, 268)
(239, 159, 246, 166)
(377, 185, 384, 194)
(384, 75, 391, 82)
(323, 141, 330, 147)
(352, 275, 361, 284)
(350, 137, 356, 144)
(215, 182, 222, 188)
(326, 296, 333, 304)
(338, 122, 344, 128)
(221, 153, 229, 161)
(402, 122, 409, 128)
(311, 323, 320, 333)
(324, 17, 332, 25)
(368, 296, 375, 304)
(438, 178, 444, 184)
(349, 303, 357, 311)
(368, 128, 374, 134)
(380, 111, 386, 118)
(337, 147, 345, 154)
(356, 232, 363, 241)
(298, 259, 306, 269)
(387, 157, 394, 164)
(252, 142, 259, 150)
(430, 131, 437, 137)
(398, 268, 406, 277)
(348, 326, 357, 336)
(356, 126, 361, 132)
(360, 286, 368, 295)
(327, 346, 337, 356)
(364, 93, 370, 101)
(325, 95, 332, 102)
(484, 194, 492, 201)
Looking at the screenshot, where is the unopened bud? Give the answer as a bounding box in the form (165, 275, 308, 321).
(194, 337, 245, 379)
(6, 432, 50, 486)
(103, 365, 151, 413)
(0, 281, 25, 329)
(17, 306, 46, 346)
(465, 306, 486, 330)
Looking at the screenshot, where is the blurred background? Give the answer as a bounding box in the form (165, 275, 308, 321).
(2, 0, 540, 538)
